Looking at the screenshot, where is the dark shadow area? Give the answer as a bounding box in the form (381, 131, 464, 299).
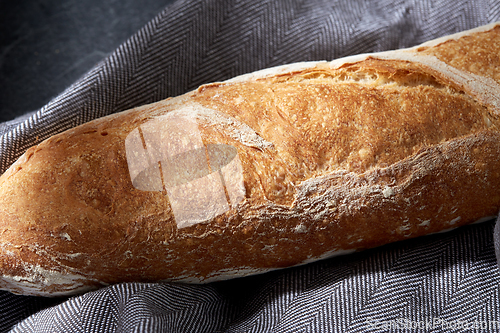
(0, 0, 175, 122)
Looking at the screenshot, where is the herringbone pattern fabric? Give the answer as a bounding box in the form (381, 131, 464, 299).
(2, 0, 500, 332)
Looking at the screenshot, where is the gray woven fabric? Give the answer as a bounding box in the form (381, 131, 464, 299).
(2, 0, 500, 332)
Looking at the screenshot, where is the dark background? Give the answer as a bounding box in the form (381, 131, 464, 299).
(0, 0, 176, 123)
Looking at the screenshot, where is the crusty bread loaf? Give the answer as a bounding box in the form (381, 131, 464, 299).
(1, 23, 499, 296)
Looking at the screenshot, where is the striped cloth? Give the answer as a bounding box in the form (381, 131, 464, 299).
(2, 0, 500, 331)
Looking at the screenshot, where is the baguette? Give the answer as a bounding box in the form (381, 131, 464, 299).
(1, 23, 500, 296)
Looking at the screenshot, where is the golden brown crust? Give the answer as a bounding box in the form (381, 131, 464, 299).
(418, 25, 500, 84)
(0, 23, 499, 296)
